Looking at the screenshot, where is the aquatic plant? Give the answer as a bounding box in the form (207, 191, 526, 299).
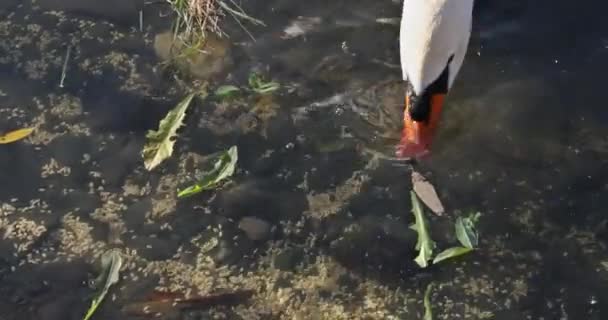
(213, 71, 280, 99)
(142, 93, 197, 170)
(410, 192, 480, 267)
(82, 250, 122, 320)
(410, 191, 435, 268)
(178, 145, 238, 198)
(248, 72, 280, 94)
(166, 0, 264, 45)
(424, 283, 434, 320)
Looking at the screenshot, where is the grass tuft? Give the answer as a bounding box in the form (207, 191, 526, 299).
(166, 0, 264, 45)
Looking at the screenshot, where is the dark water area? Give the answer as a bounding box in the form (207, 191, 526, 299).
(1, 0, 608, 319)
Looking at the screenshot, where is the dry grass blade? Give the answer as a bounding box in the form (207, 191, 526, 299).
(167, 0, 225, 45)
(166, 0, 263, 43)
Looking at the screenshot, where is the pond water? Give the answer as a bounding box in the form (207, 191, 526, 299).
(1, 0, 608, 319)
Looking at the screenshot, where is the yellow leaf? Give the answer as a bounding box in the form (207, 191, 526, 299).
(0, 128, 34, 144)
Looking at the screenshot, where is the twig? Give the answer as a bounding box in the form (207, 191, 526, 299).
(139, 10, 144, 32)
(59, 45, 72, 88)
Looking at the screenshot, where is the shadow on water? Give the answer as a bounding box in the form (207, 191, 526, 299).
(1, 0, 608, 319)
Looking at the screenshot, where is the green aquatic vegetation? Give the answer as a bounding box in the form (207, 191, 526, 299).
(455, 212, 481, 249)
(424, 283, 434, 320)
(142, 93, 198, 171)
(432, 246, 473, 264)
(167, 0, 223, 46)
(410, 191, 435, 268)
(214, 84, 241, 98)
(409, 193, 480, 267)
(213, 72, 279, 100)
(82, 250, 122, 320)
(428, 212, 480, 265)
(248, 72, 280, 94)
(178, 145, 238, 198)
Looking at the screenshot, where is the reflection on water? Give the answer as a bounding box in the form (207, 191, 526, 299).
(1, 0, 607, 319)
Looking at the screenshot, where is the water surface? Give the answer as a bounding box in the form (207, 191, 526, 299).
(1, 0, 607, 319)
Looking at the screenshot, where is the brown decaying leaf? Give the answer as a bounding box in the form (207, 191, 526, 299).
(411, 171, 444, 216)
(122, 290, 254, 317)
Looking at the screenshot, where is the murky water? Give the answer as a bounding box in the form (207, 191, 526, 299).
(1, 0, 608, 319)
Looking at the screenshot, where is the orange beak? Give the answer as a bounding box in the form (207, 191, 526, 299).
(396, 93, 445, 158)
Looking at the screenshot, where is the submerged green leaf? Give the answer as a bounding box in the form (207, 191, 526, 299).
(410, 191, 435, 268)
(248, 72, 279, 94)
(142, 93, 197, 171)
(178, 146, 238, 198)
(424, 283, 434, 320)
(83, 249, 123, 320)
(455, 212, 481, 249)
(432, 246, 473, 264)
(248, 72, 261, 88)
(214, 85, 240, 98)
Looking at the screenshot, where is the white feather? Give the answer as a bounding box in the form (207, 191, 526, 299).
(400, 0, 474, 94)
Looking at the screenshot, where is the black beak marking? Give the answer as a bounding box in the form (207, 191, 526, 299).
(407, 54, 453, 123)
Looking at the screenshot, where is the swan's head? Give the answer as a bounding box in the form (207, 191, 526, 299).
(396, 0, 474, 159)
(397, 57, 452, 159)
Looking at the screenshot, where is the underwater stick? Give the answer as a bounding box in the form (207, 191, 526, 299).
(59, 45, 71, 88)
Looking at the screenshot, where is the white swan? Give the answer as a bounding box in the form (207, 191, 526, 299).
(397, 0, 475, 158)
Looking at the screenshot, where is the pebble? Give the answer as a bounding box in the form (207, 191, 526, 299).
(153, 31, 232, 80)
(238, 216, 271, 241)
(212, 238, 253, 265)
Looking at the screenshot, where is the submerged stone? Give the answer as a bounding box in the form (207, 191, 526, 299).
(238, 216, 271, 241)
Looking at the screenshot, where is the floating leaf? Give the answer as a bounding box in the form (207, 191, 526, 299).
(142, 93, 196, 170)
(83, 249, 123, 320)
(455, 212, 481, 249)
(432, 246, 473, 264)
(178, 146, 238, 198)
(214, 85, 240, 98)
(412, 171, 444, 215)
(0, 128, 34, 144)
(424, 283, 434, 320)
(248, 72, 279, 94)
(410, 191, 435, 268)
